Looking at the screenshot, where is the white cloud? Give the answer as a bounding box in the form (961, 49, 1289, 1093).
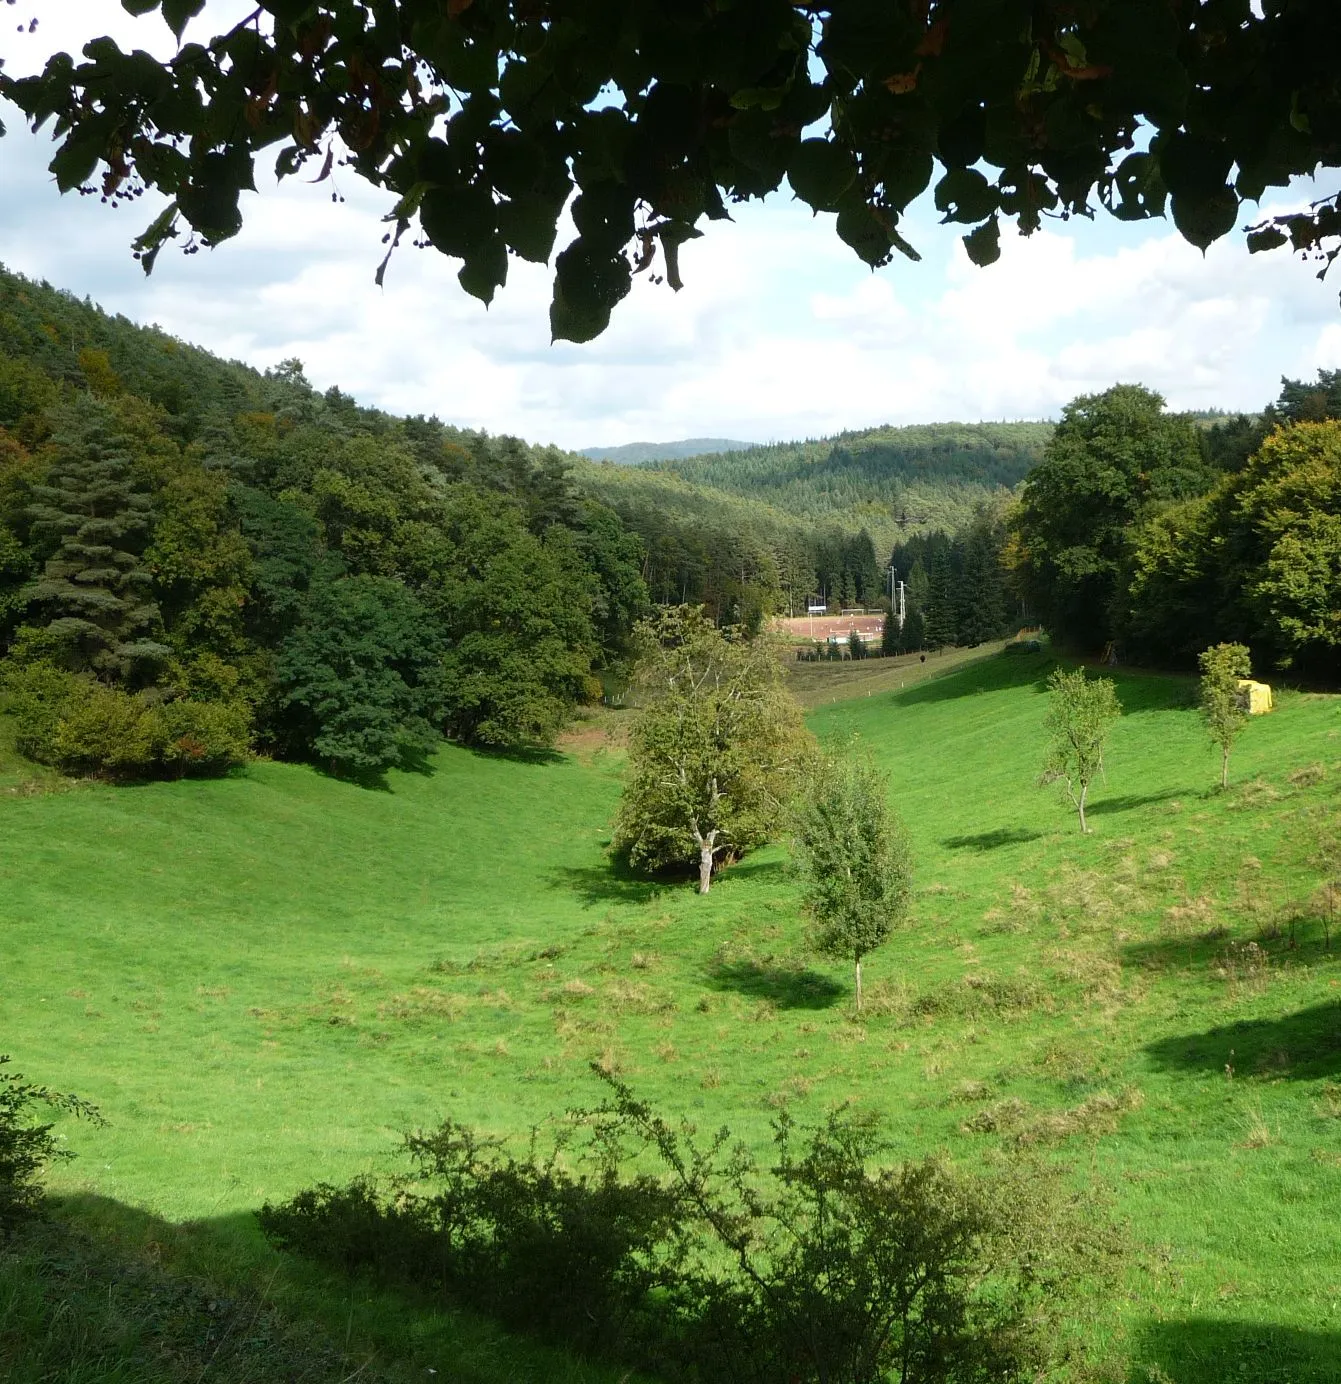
(2, 1, 1340, 447)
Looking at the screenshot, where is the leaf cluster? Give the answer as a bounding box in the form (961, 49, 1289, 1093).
(4, 2, 1340, 338)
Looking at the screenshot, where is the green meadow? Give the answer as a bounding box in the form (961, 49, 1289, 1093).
(4, 651, 1341, 1382)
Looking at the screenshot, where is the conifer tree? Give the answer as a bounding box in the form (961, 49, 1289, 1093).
(24, 397, 168, 683)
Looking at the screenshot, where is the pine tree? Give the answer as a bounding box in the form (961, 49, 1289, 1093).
(957, 523, 1008, 645)
(24, 397, 168, 683)
(924, 544, 959, 649)
(904, 558, 930, 651)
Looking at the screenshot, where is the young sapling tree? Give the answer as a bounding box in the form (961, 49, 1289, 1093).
(1040, 667, 1122, 834)
(1198, 642, 1253, 790)
(791, 752, 913, 1010)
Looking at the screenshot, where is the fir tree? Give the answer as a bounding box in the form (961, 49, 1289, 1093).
(24, 397, 168, 683)
(957, 522, 1008, 645)
(924, 543, 959, 648)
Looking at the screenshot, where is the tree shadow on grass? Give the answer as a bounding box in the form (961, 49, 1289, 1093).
(1144, 1000, 1341, 1081)
(893, 652, 1055, 706)
(1084, 788, 1186, 816)
(1131, 1317, 1341, 1384)
(474, 743, 566, 767)
(706, 958, 846, 1010)
(22, 1193, 605, 1384)
(549, 861, 672, 907)
(942, 827, 1043, 852)
(718, 857, 787, 884)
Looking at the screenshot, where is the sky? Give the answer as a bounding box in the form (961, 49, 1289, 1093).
(1, 1, 1340, 451)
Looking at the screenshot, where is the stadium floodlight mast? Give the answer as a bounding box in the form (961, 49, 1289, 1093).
(887, 566, 906, 631)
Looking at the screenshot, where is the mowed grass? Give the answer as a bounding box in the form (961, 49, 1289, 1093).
(4, 651, 1341, 1381)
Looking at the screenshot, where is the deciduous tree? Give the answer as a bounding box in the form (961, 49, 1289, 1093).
(1039, 666, 1121, 834)
(1198, 642, 1253, 791)
(613, 607, 811, 893)
(791, 752, 913, 1011)
(1009, 386, 1209, 649)
(6, 3, 1341, 341)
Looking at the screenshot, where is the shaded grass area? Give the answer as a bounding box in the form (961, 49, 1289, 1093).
(4, 649, 1341, 1379)
(0, 1197, 633, 1384)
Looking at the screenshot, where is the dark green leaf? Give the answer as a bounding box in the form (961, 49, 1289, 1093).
(50, 136, 103, 193)
(962, 216, 1001, 267)
(496, 194, 562, 264)
(835, 200, 891, 267)
(458, 234, 509, 305)
(120, 0, 161, 16)
(1158, 132, 1233, 203)
(787, 138, 856, 212)
(1246, 226, 1289, 254)
(1171, 187, 1238, 251)
(934, 167, 997, 225)
(419, 184, 498, 260)
(161, 0, 205, 40)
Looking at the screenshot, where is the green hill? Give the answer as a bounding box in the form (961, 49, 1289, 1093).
(646, 421, 1055, 554)
(4, 651, 1340, 1382)
(579, 438, 754, 464)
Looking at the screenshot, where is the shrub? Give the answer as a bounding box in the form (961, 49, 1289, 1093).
(261, 1072, 1119, 1384)
(147, 698, 252, 776)
(0, 660, 249, 779)
(1, 1056, 102, 1233)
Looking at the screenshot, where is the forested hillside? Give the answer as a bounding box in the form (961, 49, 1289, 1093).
(649, 422, 1054, 554)
(0, 266, 648, 779)
(579, 438, 751, 464)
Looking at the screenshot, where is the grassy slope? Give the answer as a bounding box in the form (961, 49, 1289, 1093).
(4, 654, 1341, 1380)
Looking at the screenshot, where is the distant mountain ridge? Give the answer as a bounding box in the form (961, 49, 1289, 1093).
(579, 437, 754, 464)
(645, 421, 1055, 553)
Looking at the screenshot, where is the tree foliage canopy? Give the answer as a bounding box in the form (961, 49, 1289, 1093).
(1039, 665, 1121, 834)
(0, 264, 650, 779)
(1008, 385, 1209, 647)
(612, 606, 812, 891)
(4, 1, 1340, 341)
(791, 751, 913, 1010)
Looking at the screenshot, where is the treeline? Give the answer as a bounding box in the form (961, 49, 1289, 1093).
(646, 421, 1053, 555)
(0, 266, 648, 779)
(1010, 376, 1341, 679)
(885, 507, 1017, 652)
(575, 460, 889, 623)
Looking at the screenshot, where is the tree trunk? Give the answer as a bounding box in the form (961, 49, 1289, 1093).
(698, 842, 714, 894)
(1222, 745, 1230, 791)
(1078, 781, 1089, 834)
(854, 956, 863, 1012)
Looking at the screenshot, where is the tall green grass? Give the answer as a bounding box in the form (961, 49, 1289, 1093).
(3, 650, 1340, 1381)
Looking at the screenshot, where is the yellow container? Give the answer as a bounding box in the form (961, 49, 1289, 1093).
(1236, 680, 1274, 715)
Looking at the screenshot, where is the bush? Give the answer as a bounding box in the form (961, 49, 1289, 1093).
(261, 1072, 1119, 1384)
(1, 1056, 101, 1233)
(0, 660, 250, 779)
(148, 698, 253, 776)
